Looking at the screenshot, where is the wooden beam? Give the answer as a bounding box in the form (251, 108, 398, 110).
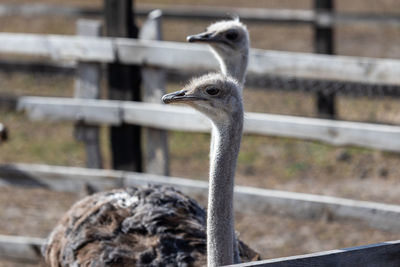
(0, 235, 44, 263)
(2, 163, 400, 232)
(1, 3, 400, 26)
(0, 123, 7, 143)
(17, 97, 122, 125)
(104, 0, 142, 172)
(314, 0, 336, 119)
(231, 240, 400, 267)
(137, 4, 400, 26)
(0, 33, 399, 85)
(137, 4, 315, 24)
(139, 10, 169, 176)
(74, 19, 103, 169)
(0, 60, 399, 98)
(1, 231, 400, 266)
(0, 33, 114, 62)
(116, 39, 400, 86)
(0, 163, 123, 192)
(16, 96, 400, 152)
(0, 3, 100, 17)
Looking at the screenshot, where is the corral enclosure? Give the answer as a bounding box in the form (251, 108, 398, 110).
(1, 0, 400, 266)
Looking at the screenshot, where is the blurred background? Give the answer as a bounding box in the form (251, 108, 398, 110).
(1, 0, 400, 266)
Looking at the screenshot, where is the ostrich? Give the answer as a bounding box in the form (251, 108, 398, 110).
(43, 73, 259, 267)
(187, 19, 249, 85)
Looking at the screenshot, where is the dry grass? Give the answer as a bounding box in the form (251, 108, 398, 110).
(1, 0, 400, 265)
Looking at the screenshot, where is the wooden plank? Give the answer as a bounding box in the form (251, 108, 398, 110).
(74, 19, 103, 169)
(137, 4, 315, 24)
(139, 10, 169, 176)
(0, 123, 7, 143)
(0, 235, 44, 262)
(0, 59, 397, 99)
(231, 240, 400, 267)
(17, 97, 122, 125)
(0, 33, 114, 62)
(122, 101, 210, 132)
(16, 96, 400, 152)
(243, 112, 400, 151)
(117, 39, 400, 86)
(0, 163, 123, 192)
(0, 3, 100, 17)
(314, 0, 336, 119)
(246, 49, 400, 86)
(137, 4, 400, 26)
(1, 33, 400, 85)
(1, 3, 400, 26)
(1, 232, 400, 267)
(1, 60, 400, 98)
(2, 163, 400, 232)
(104, 0, 142, 172)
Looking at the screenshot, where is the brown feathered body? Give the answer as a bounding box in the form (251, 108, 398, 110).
(43, 185, 259, 267)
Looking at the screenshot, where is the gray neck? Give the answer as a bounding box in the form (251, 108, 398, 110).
(207, 110, 243, 266)
(215, 50, 248, 85)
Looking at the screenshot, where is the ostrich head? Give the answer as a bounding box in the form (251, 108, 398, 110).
(162, 73, 243, 123)
(187, 19, 249, 84)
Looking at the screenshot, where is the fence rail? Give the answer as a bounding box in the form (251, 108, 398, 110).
(1, 232, 400, 266)
(2, 163, 400, 232)
(232, 240, 400, 267)
(0, 33, 400, 86)
(0, 3, 400, 26)
(0, 235, 43, 263)
(2, 59, 400, 98)
(10, 95, 400, 152)
(2, 161, 400, 265)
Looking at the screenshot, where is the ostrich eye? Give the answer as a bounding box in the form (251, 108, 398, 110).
(206, 87, 220, 96)
(225, 31, 239, 41)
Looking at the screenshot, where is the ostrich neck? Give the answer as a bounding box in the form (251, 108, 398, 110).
(217, 51, 248, 85)
(207, 112, 243, 267)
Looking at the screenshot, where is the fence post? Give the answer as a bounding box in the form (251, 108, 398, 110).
(139, 10, 170, 176)
(104, 0, 142, 171)
(314, 0, 336, 119)
(74, 20, 103, 169)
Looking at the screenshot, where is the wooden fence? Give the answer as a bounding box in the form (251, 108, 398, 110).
(3, 163, 400, 232)
(1, 1, 400, 117)
(0, 3, 400, 26)
(1, 33, 399, 85)
(3, 232, 399, 267)
(2, 2, 400, 266)
(232, 240, 400, 267)
(2, 163, 400, 265)
(0, 31, 400, 155)
(13, 96, 400, 152)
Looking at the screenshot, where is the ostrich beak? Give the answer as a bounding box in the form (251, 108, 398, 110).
(187, 31, 219, 43)
(162, 90, 187, 104)
(162, 90, 205, 104)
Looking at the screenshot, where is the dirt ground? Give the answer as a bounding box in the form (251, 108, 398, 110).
(1, 0, 400, 266)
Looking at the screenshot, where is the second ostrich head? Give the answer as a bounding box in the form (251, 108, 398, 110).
(187, 19, 249, 85)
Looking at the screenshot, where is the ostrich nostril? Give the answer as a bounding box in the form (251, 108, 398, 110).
(176, 91, 186, 97)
